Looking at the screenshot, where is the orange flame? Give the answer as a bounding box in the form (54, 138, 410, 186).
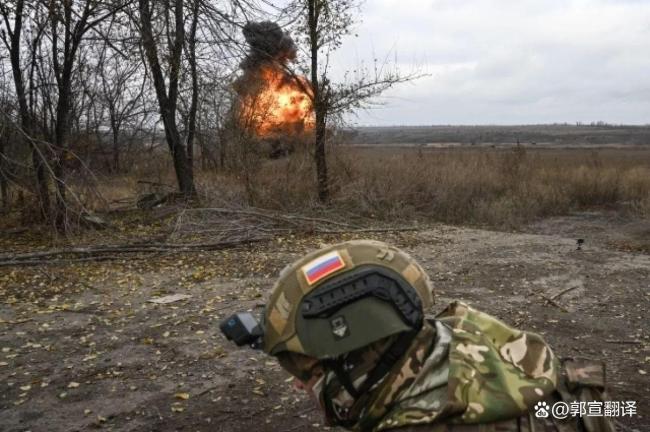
(240, 66, 315, 137)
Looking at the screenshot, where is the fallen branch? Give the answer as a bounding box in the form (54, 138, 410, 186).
(550, 284, 581, 300)
(318, 226, 422, 234)
(539, 294, 569, 312)
(0, 237, 269, 267)
(185, 207, 356, 228)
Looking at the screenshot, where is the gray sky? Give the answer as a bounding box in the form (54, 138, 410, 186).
(325, 0, 650, 126)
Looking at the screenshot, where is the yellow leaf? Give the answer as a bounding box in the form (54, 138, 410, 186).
(174, 392, 190, 400)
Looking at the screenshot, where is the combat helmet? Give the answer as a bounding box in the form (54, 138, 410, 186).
(262, 239, 434, 364)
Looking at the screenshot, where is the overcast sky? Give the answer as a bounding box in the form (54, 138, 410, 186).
(321, 0, 650, 126)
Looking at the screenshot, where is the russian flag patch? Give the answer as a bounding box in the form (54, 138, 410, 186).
(302, 251, 346, 285)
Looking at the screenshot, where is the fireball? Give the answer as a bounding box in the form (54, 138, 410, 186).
(239, 66, 315, 137)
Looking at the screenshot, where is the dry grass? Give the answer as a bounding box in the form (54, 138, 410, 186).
(242, 146, 650, 228)
(48, 145, 650, 231)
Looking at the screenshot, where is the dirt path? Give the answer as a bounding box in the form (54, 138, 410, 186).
(1, 217, 648, 431)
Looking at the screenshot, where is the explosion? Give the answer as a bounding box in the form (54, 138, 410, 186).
(239, 66, 314, 136)
(236, 21, 314, 138)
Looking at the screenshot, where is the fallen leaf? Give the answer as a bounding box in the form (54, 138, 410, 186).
(175, 392, 190, 400)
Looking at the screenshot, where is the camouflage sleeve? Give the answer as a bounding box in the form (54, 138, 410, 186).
(436, 302, 559, 424)
(386, 411, 570, 431)
(381, 304, 615, 432)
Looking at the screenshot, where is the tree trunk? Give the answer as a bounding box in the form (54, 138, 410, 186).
(314, 109, 328, 202)
(53, 75, 72, 230)
(32, 146, 50, 218)
(4, 0, 51, 220)
(185, 0, 200, 181)
(110, 111, 120, 173)
(138, 0, 195, 197)
(0, 135, 7, 212)
(309, 0, 329, 202)
(112, 130, 120, 173)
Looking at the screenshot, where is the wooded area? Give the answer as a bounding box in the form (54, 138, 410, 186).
(0, 0, 409, 233)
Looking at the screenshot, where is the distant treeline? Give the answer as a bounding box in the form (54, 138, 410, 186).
(343, 124, 650, 146)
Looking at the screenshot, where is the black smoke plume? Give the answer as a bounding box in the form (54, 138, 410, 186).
(241, 21, 297, 71)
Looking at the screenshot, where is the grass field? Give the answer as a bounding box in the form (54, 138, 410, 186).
(220, 145, 650, 229)
(80, 143, 650, 231)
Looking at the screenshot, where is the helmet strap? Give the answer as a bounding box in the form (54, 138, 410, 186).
(321, 330, 419, 428)
(322, 358, 360, 399)
(356, 330, 417, 396)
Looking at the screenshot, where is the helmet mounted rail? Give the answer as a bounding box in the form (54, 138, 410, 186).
(301, 266, 424, 329)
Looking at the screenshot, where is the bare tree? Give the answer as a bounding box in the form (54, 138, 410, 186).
(1, 0, 126, 229)
(91, 17, 150, 173)
(0, 0, 51, 219)
(288, 0, 420, 202)
(136, 0, 196, 197)
(184, 0, 200, 180)
(45, 0, 126, 227)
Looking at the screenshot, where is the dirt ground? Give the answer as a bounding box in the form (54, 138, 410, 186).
(1, 211, 649, 432)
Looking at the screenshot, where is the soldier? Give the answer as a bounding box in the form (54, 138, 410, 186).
(220, 240, 615, 431)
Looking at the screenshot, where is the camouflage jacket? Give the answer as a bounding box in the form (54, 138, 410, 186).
(341, 302, 614, 432)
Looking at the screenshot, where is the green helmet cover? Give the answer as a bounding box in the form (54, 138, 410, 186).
(263, 240, 434, 358)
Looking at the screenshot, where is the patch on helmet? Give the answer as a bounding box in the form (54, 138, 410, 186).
(330, 316, 350, 339)
(275, 292, 292, 320)
(301, 251, 346, 285)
